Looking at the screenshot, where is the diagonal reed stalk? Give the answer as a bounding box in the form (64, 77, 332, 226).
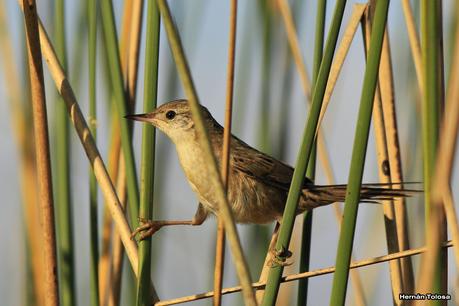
(329, 0, 390, 304)
(213, 0, 238, 305)
(136, 1, 160, 305)
(88, 0, 99, 305)
(155, 241, 453, 306)
(156, 0, 256, 305)
(401, 0, 424, 96)
(297, 0, 326, 304)
(261, 0, 349, 304)
(54, 0, 76, 305)
(22, 1, 59, 305)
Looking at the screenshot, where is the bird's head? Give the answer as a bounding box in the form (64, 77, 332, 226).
(126, 99, 213, 143)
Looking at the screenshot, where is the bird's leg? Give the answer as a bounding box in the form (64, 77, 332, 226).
(268, 245, 293, 267)
(130, 203, 208, 241)
(266, 223, 293, 267)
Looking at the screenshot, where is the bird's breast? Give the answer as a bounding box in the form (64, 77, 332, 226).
(175, 142, 219, 211)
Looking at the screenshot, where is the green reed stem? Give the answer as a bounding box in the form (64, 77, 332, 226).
(297, 0, 326, 304)
(100, 0, 139, 225)
(88, 0, 99, 305)
(136, 1, 160, 305)
(261, 1, 348, 304)
(54, 0, 75, 305)
(421, 0, 444, 299)
(329, 1, 390, 305)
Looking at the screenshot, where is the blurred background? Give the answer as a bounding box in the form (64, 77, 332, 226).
(0, 0, 458, 305)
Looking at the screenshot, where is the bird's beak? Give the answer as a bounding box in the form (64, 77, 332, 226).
(125, 113, 154, 123)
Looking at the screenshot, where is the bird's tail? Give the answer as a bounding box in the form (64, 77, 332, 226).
(300, 183, 420, 210)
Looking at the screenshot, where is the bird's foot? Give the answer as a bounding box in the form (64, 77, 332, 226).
(130, 217, 163, 241)
(268, 246, 293, 267)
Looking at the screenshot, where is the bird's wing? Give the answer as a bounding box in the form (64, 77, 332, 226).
(231, 138, 311, 191)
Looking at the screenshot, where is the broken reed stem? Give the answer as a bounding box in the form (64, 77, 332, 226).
(213, 0, 238, 305)
(154, 241, 454, 306)
(22, 1, 59, 305)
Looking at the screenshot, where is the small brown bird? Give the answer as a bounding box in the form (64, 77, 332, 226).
(127, 99, 414, 239)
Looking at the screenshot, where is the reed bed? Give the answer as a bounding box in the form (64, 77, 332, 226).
(1, 1, 458, 306)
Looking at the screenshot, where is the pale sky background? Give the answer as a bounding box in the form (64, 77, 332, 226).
(1, 0, 458, 305)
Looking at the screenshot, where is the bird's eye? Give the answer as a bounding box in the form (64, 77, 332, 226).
(165, 110, 176, 120)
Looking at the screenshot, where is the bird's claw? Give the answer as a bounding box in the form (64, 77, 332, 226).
(268, 246, 293, 267)
(130, 218, 162, 241)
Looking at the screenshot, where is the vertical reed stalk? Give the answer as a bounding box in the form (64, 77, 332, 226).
(22, 1, 59, 305)
(261, 1, 348, 304)
(156, 1, 256, 304)
(88, 0, 99, 304)
(377, 25, 415, 295)
(0, 5, 45, 304)
(136, 0, 160, 305)
(329, 0, 389, 304)
(54, 0, 76, 304)
(418, 0, 447, 298)
(214, 1, 238, 305)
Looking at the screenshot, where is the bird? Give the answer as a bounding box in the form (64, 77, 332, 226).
(126, 99, 416, 240)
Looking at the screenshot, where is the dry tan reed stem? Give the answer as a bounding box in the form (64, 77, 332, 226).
(437, 20, 459, 270)
(0, 5, 45, 305)
(276, 0, 311, 96)
(401, 0, 424, 95)
(120, 0, 134, 76)
(214, 1, 238, 305)
(108, 156, 128, 306)
(155, 241, 453, 306)
(318, 3, 367, 129)
(15, 2, 161, 300)
(363, 7, 405, 302)
(378, 30, 415, 294)
(22, 1, 59, 305)
(99, 125, 121, 305)
(127, 0, 144, 107)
